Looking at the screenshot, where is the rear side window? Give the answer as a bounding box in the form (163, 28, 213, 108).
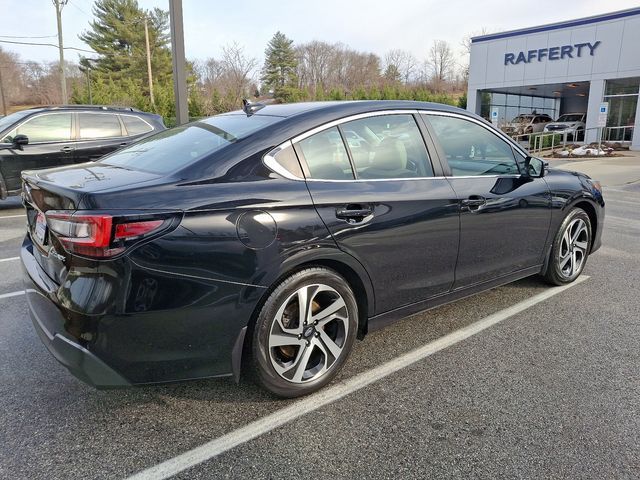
(79, 113, 122, 139)
(101, 114, 281, 174)
(121, 115, 153, 136)
(15, 113, 72, 142)
(296, 127, 354, 180)
(426, 114, 520, 176)
(340, 114, 433, 179)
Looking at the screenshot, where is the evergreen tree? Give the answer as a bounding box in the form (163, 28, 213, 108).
(79, 0, 172, 83)
(261, 32, 298, 102)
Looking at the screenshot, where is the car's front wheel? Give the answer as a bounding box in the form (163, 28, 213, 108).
(544, 208, 592, 285)
(250, 267, 358, 398)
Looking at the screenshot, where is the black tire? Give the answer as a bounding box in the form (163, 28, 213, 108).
(543, 208, 592, 286)
(250, 267, 357, 398)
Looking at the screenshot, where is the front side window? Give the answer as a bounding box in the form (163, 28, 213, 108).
(14, 113, 72, 143)
(79, 113, 123, 139)
(340, 114, 433, 179)
(426, 114, 520, 176)
(296, 127, 354, 180)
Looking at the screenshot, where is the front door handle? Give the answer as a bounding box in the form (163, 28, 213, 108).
(460, 195, 487, 211)
(336, 204, 374, 223)
(60, 146, 73, 153)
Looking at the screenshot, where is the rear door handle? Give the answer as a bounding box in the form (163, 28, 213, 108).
(119, 142, 128, 147)
(460, 195, 487, 211)
(336, 204, 374, 223)
(60, 146, 73, 153)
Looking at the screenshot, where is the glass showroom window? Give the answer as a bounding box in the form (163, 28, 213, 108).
(480, 92, 559, 125)
(603, 77, 639, 142)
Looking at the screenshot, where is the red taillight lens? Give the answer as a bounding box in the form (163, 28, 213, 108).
(46, 211, 169, 258)
(115, 220, 164, 240)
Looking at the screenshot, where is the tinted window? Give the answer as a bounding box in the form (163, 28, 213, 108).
(297, 127, 354, 180)
(101, 114, 280, 174)
(270, 143, 303, 178)
(79, 113, 122, 139)
(340, 114, 433, 179)
(426, 114, 520, 176)
(0, 110, 34, 142)
(15, 113, 72, 142)
(121, 115, 153, 136)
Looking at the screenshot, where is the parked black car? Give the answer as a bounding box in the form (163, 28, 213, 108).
(20, 101, 604, 397)
(0, 105, 164, 199)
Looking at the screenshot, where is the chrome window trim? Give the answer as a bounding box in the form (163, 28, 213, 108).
(263, 140, 304, 181)
(262, 108, 528, 182)
(3, 111, 73, 144)
(291, 109, 420, 144)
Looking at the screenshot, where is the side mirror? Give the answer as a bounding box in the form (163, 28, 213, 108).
(12, 134, 29, 150)
(524, 156, 546, 178)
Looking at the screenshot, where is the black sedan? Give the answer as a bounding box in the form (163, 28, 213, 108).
(20, 100, 604, 397)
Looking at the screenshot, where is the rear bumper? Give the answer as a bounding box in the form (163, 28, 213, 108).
(21, 241, 130, 388)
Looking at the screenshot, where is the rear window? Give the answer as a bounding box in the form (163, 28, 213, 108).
(101, 114, 280, 174)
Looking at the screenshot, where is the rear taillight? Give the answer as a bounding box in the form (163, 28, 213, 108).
(46, 211, 175, 258)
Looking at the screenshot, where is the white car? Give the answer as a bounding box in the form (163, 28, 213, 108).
(543, 113, 586, 141)
(502, 114, 553, 136)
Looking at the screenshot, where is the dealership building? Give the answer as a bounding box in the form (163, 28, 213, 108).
(467, 7, 640, 149)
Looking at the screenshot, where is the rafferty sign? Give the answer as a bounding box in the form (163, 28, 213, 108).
(504, 41, 601, 65)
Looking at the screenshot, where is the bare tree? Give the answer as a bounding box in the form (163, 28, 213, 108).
(383, 49, 417, 84)
(221, 42, 258, 105)
(426, 40, 456, 90)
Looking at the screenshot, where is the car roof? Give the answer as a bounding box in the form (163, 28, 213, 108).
(224, 100, 466, 119)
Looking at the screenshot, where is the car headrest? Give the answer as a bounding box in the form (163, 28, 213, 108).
(372, 138, 407, 170)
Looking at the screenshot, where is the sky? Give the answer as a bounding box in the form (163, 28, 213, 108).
(1, 0, 639, 68)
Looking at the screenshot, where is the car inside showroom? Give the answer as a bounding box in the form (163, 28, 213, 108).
(467, 7, 640, 149)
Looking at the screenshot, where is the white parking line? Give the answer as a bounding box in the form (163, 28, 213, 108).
(0, 290, 25, 300)
(125, 275, 589, 480)
(0, 214, 26, 220)
(0, 256, 20, 263)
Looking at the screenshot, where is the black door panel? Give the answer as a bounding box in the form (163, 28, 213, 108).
(308, 179, 460, 314)
(446, 176, 551, 288)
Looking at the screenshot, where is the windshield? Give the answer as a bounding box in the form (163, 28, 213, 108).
(0, 110, 37, 141)
(101, 114, 281, 174)
(557, 114, 584, 122)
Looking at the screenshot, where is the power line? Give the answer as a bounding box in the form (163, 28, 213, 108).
(0, 38, 98, 55)
(68, 0, 91, 17)
(0, 34, 58, 39)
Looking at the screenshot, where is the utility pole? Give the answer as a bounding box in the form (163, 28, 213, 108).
(144, 17, 155, 108)
(85, 68, 92, 105)
(0, 65, 6, 116)
(169, 0, 188, 125)
(53, 0, 69, 104)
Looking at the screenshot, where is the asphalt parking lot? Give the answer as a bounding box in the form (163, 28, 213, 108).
(1, 173, 639, 479)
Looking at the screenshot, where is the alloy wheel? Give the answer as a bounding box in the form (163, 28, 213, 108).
(268, 284, 349, 384)
(558, 217, 589, 278)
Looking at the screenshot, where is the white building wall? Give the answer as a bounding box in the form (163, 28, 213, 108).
(467, 8, 640, 148)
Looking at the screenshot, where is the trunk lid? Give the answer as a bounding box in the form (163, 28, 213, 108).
(21, 163, 164, 285)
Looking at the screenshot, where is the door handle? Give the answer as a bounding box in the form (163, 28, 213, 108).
(460, 195, 487, 211)
(336, 204, 374, 223)
(119, 142, 128, 147)
(60, 146, 73, 153)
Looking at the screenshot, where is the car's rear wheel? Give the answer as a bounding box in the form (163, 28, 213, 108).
(543, 208, 591, 285)
(250, 267, 357, 397)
